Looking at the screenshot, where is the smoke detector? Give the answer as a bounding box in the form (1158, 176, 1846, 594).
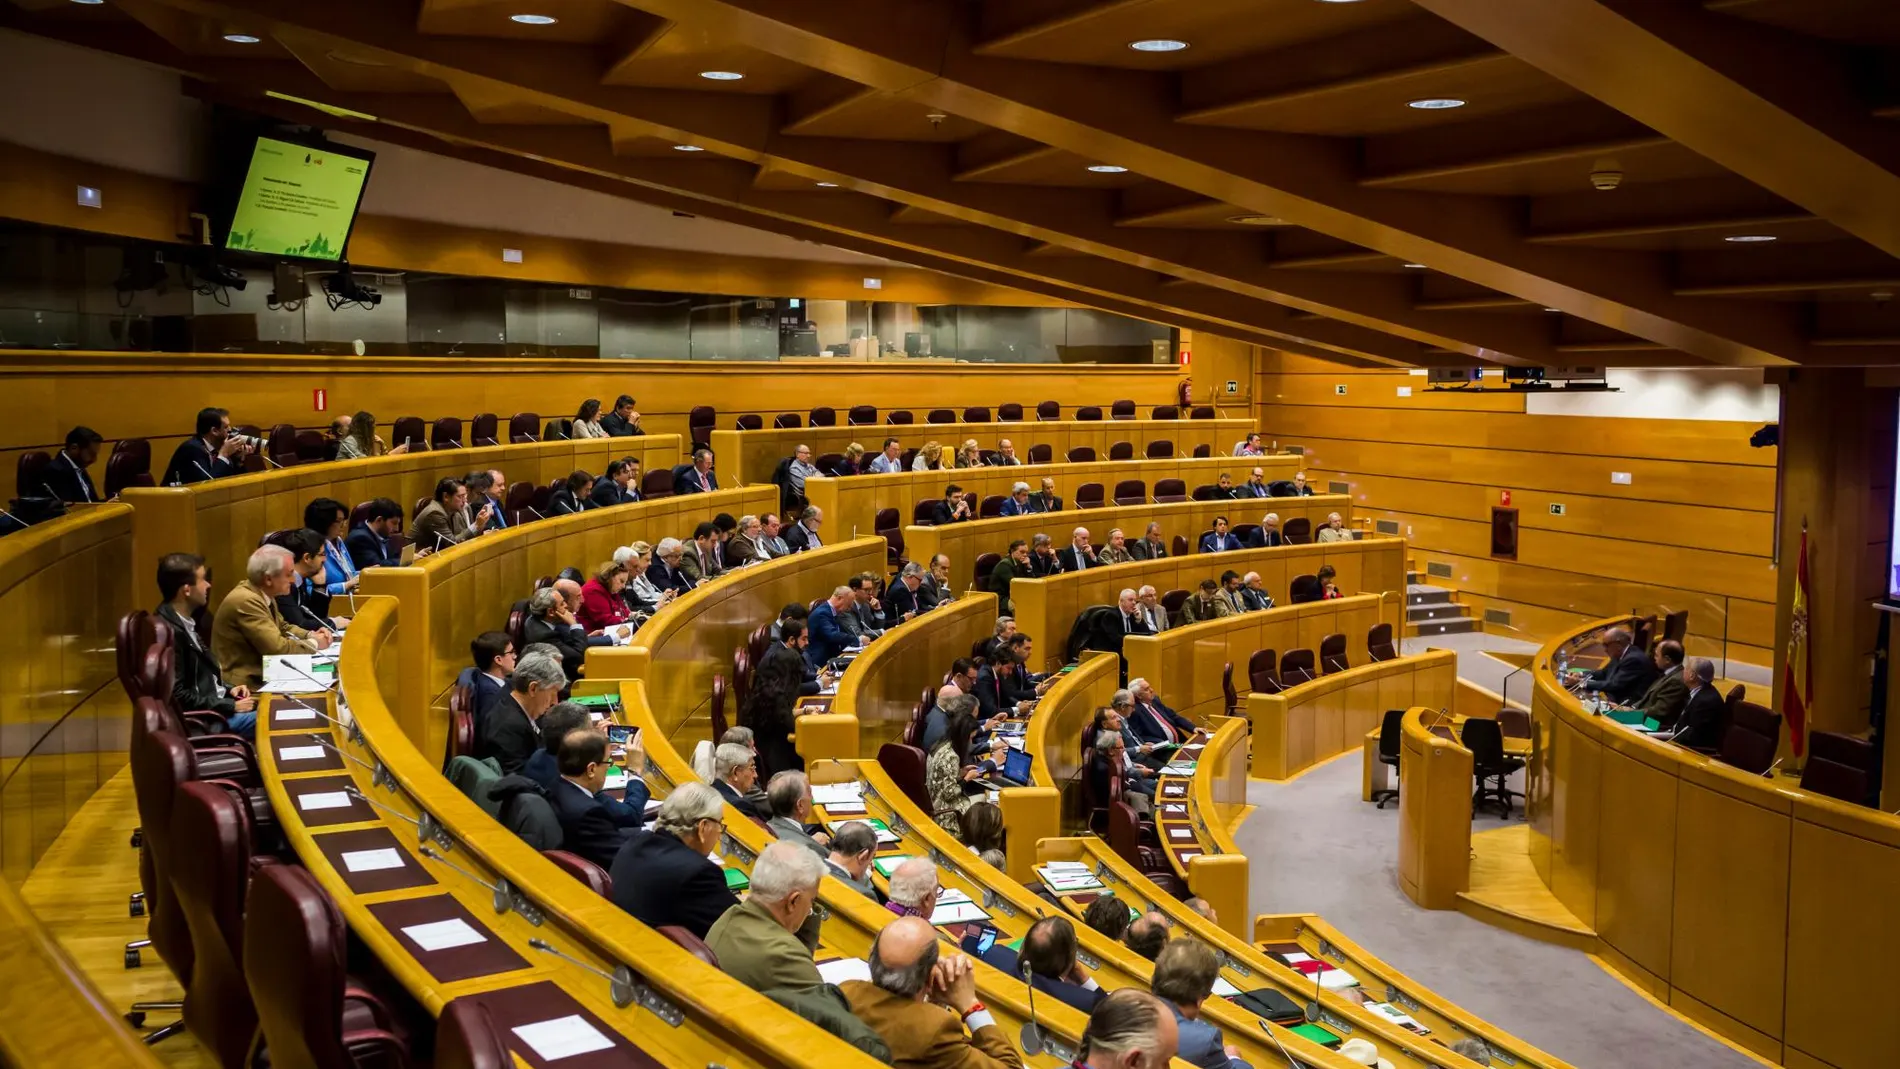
(1589, 157, 1623, 191)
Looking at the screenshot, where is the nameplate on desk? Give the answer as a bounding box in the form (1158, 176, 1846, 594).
(341, 848, 404, 873)
(278, 745, 328, 762)
(1167, 827, 1195, 841)
(401, 918, 486, 952)
(512, 1016, 614, 1061)
(272, 706, 319, 722)
(298, 791, 352, 812)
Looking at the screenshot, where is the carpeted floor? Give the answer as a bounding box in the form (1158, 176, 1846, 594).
(1236, 752, 1760, 1068)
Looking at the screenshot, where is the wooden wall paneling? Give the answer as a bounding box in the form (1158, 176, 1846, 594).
(832, 592, 999, 756)
(1024, 650, 1120, 808)
(1783, 812, 1900, 1069)
(1592, 747, 1679, 985)
(1397, 706, 1474, 911)
(1245, 649, 1456, 781)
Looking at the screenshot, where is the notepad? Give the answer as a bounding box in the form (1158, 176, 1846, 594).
(570, 694, 617, 708)
(298, 791, 352, 812)
(278, 745, 327, 761)
(1167, 827, 1195, 840)
(401, 918, 485, 952)
(930, 899, 990, 925)
(603, 768, 630, 791)
(1211, 977, 1241, 998)
(1162, 803, 1187, 814)
(816, 958, 873, 985)
(821, 798, 868, 814)
(340, 848, 403, 873)
(512, 1015, 614, 1061)
(1287, 1023, 1340, 1047)
(724, 867, 751, 892)
(872, 855, 912, 878)
(1161, 762, 1198, 775)
(1366, 1001, 1427, 1034)
(811, 783, 865, 807)
(273, 707, 317, 721)
(1319, 968, 1360, 990)
(829, 817, 897, 845)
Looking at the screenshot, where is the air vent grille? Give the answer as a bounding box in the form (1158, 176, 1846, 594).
(1327, 481, 1349, 495)
(1484, 608, 1512, 626)
(1284, 445, 1305, 456)
(1375, 520, 1400, 535)
(1426, 562, 1453, 579)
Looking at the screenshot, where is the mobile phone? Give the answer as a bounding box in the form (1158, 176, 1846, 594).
(606, 724, 637, 744)
(976, 927, 998, 954)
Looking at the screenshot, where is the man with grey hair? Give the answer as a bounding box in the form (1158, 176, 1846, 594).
(1029, 531, 1063, 577)
(1152, 939, 1242, 1069)
(1000, 480, 1036, 516)
(783, 505, 824, 553)
(842, 915, 1021, 1069)
(706, 840, 826, 992)
(476, 649, 565, 775)
(610, 781, 736, 938)
(1573, 625, 1659, 703)
(886, 560, 928, 624)
(1098, 527, 1134, 566)
(826, 820, 880, 901)
(1448, 1039, 1492, 1066)
(711, 741, 766, 821)
(1316, 511, 1350, 543)
(995, 438, 1021, 465)
(765, 770, 831, 858)
(786, 444, 821, 500)
(1670, 657, 1726, 750)
(648, 536, 690, 594)
(919, 553, 953, 609)
(728, 513, 767, 566)
(211, 544, 327, 689)
(523, 583, 590, 682)
(1238, 572, 1272, 612)
(1059, 526, 1099, 572)
(1082, 989, 1180, 1069)
(1135, 586, 1168, 633)
(884, 857, 942, 920)
(1250, 513, 1284, 549)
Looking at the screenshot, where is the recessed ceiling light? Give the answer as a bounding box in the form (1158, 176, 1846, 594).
(510, 14, 558, 25)
(1402, 263, 1427, 269)
(1088, 164, 1129, 173)
(70, 0, 106, 6)
(223, 33, 261, 44)
(1129, 39, 1189, 53)
(816, 181, 839, 187)
(1724, 234, 1777, 243)
(673, 144, 705, 152)
(699, 70, 745, 81)
(1543, 307, 1562, 313)
(1407, 98, 1466, 110)
(1227, 214, 1283, 226)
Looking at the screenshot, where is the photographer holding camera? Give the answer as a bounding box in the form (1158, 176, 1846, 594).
(162, 406, 254, 485)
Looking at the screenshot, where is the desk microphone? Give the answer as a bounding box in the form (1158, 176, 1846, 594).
(192, 461, 217, 482)
(1762, 758, 1784, 779)
(1304, 957, 1323, 1022)
(1257, 1022, 1301, 1069)
(1424, 706, 1451, 733)
(553, 428, 569, 440)
(520, 432, 540, 443)
(1285, 663, 1317, 685)
(280, 657, 338, 692)
(522, 506, 547, 522)
(434, 532, 454, 553)
(259, 453, 286, 469)
(1019, 964, 1047, 1057)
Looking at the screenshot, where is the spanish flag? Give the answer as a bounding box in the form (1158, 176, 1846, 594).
(1784, 523, 1811, 758)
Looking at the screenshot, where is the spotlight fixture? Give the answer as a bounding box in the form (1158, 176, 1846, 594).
(1128, 39, 1188, 53)
(699, 70, 744, 80)
(223, 33, 261, 44)
(510, 14, 558, 25)
(1402, 262, 1427, 269)
(816, 181, 839, 187)
(70, 0, 107, 6)
(1087, 164, 1129, 173)
(1724, 234, 1777, 243)
(1227, 214, 1283, 226)
(1407, 98, 1466, 110)
(672, 144, 705, 152)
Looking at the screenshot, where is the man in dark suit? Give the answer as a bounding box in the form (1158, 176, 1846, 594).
(1637, 640, 1690, 726)
(782, 506, 824, 553)
(1199, 517, 1242, 554)
(1019, 916, 1107, 1013)
(1029, 533, 1064, 577)
(475, 649, 565, 776)
(1236, 466, 1272, 499)
(547, 728, 639, 869)
(1238, 572, 1274, 612)
(679, 522, 725, 586)
(266, 528, 342, 632)
(162, 406, 252, 485)
(999, 481, 1037, 517)
(1579, 626, 1661, 704)
(987, 540, 1031, 617)
(930, 484, 973, 525)
(974, 650, 1028, 720)
(1129, 522, 1168, 561)
(599, 394, 645, 437)
(1087, 588, 1152, 661)
(886, 562, 927, 625)
(1028, 476, 1063, 513)
(590, 459, 640, 508)
(1248, 513, 1286, 548)
(154, 552, 256, 734)
(523, 586, 591, 683)
(1126, 678, 1202, 747)
(1670, 659, 1727, 750)
(609, 783, 739, 939)
(917, 554, 952, 610)
(1211, 472, 1241, 500)
(466, 631, 515, 723)
(806, 586, 855, 668)
(646, 539, 693, 595)
(1057, 528, 1100, 573)
(345, 498, 403, 570)
(40, 426, 102, 503)
(674, 447, 719, 494)
(711, 741, 768, 821)
(462, 470, 509, 534)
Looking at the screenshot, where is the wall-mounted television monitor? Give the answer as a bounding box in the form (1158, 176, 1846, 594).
(223, 136, 373, 262)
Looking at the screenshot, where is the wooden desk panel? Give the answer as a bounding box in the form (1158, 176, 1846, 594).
(1023, 650, 1121, 812)
(906, 493, 1349, 596)
(1012, 538, 1408, 675)
(830, 592, 999, 756)
(1249, 649, 1457, 781)
(803, 455, 1296, 551)
(1396, 706, 1473, 911)
(710, 419, 1253, 486)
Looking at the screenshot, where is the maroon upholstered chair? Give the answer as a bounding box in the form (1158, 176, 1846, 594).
(1150, 405, 1179, 420)
(1160, 588, 1189, 627)
(170, 779, 266, 1068)
(1663, 609, 1689, 644)
(1075, 406, 1103, 421)
(435, 999, 513, 1069)
(1110, 400, 1136, 420)
(507, 412, 540, 443)
(1036, 401, 1061, 421)
(1113, 480, 1146, 506)
(389, 417, 426, 452)
(125, 726, 204, 1039)
(927, 408, 957, 424)
(640, 469, 674, 499)
(877, 743, 933, 814)
(1280, 649, 1317, 686)
(1027, 444, 1053, 463)
(658, 926, 719, 967)
(773, 413, 801, 429)
(504, 481, 535, 525)
(544, 850, 615, 898)
(1800, 732, 1873, 804)
(295, 430, 332, 462)
(1107, 801, 1186, 896)
(1191, 485, 1221, 502)
(264, 425, 297, 467)
(1283, 517, 1312, 544)
(1319, 633, 1349, 675)
(1144, 440, 1173, 458)
(886, 410, 915, 425)
(997, 403, 1024, 421)
(1191, 444, 1211, 458)
(1067, 446, 1097, 463)
(1289, 574, 1321, 604)
(471, 412, 499, 446)
(734, 414, 763, 430)
(1190, 406, 1216, 419)
(106, 438, 155, 494)
(119, 609, 161, 703)
(848, 405, 878, 426)
(1108, 441, 1135, 461)
(244, 864, 411, 1069)
(1221, 663, 1240, 716)
(912, 500, 938, 526)
(1718, 719, 1779, 775)
(1367, 623, 1397, 662)
(963, 406, 991, 423)
(1076, 482, 1105, 509)
(1248, 649, 1281, 694)
(973, 552, 1001, 591)
(1153, 478, 1187, 503)
(432, 416, 464, 450)
(543, 418, 573, 443)
(446, 683, 477, 765)
(731, 647, 753, 717)
(16, 449, 50, 498)
(688, 406, 716, 448)
(1171, 535, 1189, 557)
(979, 495, 1006, 518)
(809, 406, 837, 427)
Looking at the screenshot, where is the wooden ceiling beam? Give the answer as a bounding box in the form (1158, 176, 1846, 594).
(613, 0, 1808, 367)
(124, 0, 1570, 366)
(1413, 0, 1900, 257)
(972, 0, 1148, 56)
(1362, 133, 1668, 189)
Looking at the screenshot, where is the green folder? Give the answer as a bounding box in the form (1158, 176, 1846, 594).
(570, 694, 616, 708)
(1606, 708, 1663, 731)
(1287, 1023, 1339, 1047)
(873, 854, 911, 878)
(724, 866, 750, 892)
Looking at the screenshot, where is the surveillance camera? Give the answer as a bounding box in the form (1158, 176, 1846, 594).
(1590, 169, 1623, 191)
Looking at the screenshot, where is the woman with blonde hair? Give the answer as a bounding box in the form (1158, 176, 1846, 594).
(911, 440, 944, 472)
(335, 410, 409, 459)
(955, 439, 982, 469)
(837, 442, 866, 476)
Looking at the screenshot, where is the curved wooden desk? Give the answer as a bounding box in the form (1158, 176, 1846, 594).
(1011, 538, 1408, 674)
(122, 434, 682, 618)
(1122, 592, 1395, 722)
(1248, 649, 1457, 781)
(1153, 714, 1251, 938)
(0, 873, 162, 1067)
(356, 484, 772, 757)
(906, 492, 1348, 597)
(290, 596, 885, 1069)
(0, 504, 134, 878)
(1395, 706, 1476, 911)
(1025, 650, 1122, 800)
(821, 591, 999, 759)
(1517, 616, 1900, 1067)
(710, 418, 1254, 486)
(804, 455, 1292, 551)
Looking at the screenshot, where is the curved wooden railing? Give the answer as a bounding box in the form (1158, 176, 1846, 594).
(0, 875, 162, 1067)
(0, 504, 134, 878)
(822, 591, 999, 758)
(1025, 650, 1122, 802)
(1396, 706, 1475, 911)
(296, 595, 885, 1069)
(804, 454, 1288, 550)
(1522, 616, 1900, 1068)
(1248, 649, 1458, 780)
(1010, 538, 1408, 674)
(1122, 592, 1395, 722)
(711, 417, 1254, 485)
(1153, 714, 1250, 935)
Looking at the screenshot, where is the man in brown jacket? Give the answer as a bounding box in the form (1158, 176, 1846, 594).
(842, 915, 1023, 1069)
(212, 545, 328, 688)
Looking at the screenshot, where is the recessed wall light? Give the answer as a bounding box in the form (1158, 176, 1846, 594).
(673, 144, 705, 152)
(70, 0, 106, 6)
(1724, 234, 1777, 243)
(510, 14, 558, 25)
(1407, 98, 1465, 110)
(223, 33, 261, 44)
(1087, 164, 1129, 173)
(699, 70, 745, 81)
(1543, 307, 1562, 313)
(1402, 262, 1427, 269)
(1227, 214, 1283, 226)
(1129, 39, 1189, 53)
(816, 182, 839, 187)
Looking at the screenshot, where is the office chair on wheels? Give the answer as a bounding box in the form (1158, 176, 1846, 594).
(1462, 718, 1524, 818)
(1372, 710, 1403, 809)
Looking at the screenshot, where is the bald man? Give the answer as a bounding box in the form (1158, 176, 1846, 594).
(841, 915, 1023, 1069)
(1575, 626, 1660, 704)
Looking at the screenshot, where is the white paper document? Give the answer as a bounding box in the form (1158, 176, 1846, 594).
(278, 745, 327, 761)
(273, 706, 317, 721)
(1167, 827, 1195, 840)
(1318, 969, 1361, 990)
(511, 1015, 614, 1061)
(811, 783, 865, 807)
(340, 848, 403, 873)
(1212, 977, 1242, 997)
(401, 918, 486, 952)
(815, 958, 874, 985)
(298, 791, 352, 812)
(930, 900, 992, 925)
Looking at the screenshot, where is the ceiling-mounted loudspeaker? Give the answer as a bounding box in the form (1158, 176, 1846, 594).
(1589, 157, 1623, 191)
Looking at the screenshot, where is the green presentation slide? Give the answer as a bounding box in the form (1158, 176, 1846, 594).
(225, 137, 371, 260)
